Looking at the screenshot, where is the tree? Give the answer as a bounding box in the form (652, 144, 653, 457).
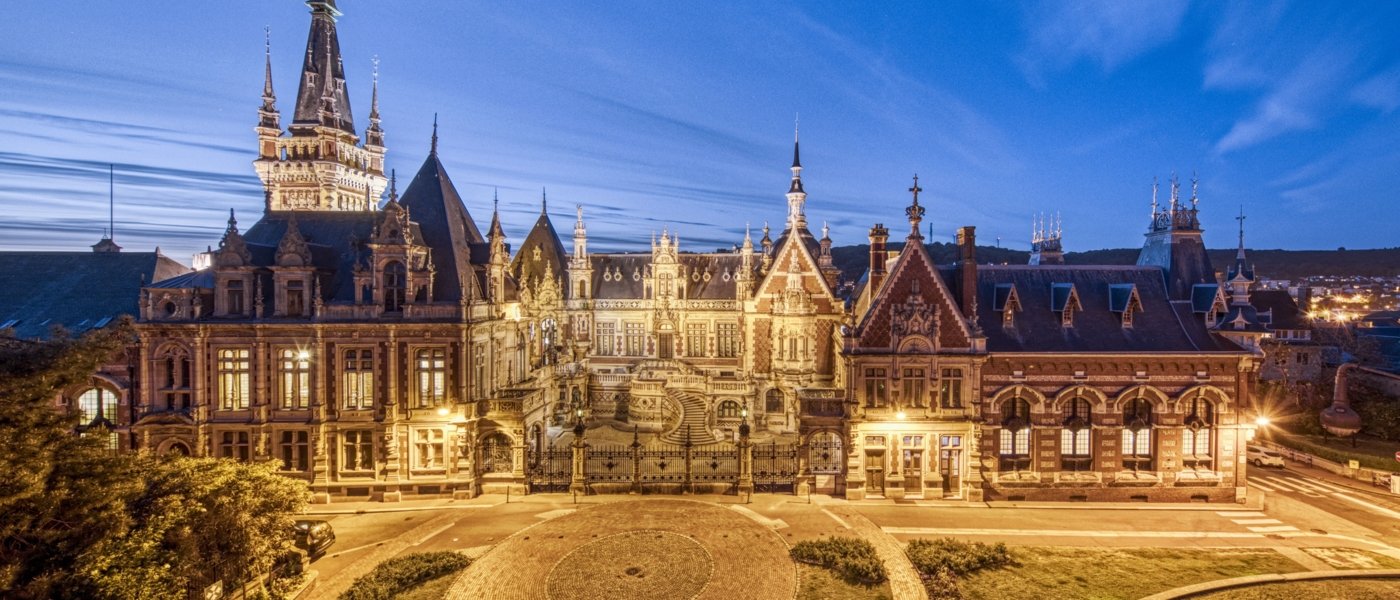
(0, 321, 310, 598)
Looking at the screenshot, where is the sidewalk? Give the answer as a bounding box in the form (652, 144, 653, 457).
(1283, 459, 1400, 500)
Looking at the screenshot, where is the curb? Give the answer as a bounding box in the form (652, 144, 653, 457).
(1139, 568, 1400, 599)
(302, 502, 500, 515)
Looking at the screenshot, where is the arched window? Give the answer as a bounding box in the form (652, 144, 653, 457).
(1182, 395, 1215, 470)
(765, 389, 784, 413)
(165, 441, 191, 456)
(810, 431, 843, 474)
(383, 261, 406, 312)
(718, 400, 742, 419)
(998, 398, 1032, 471)
(1121, 397, 1154, 472)
(77, 388, 117, 425)
(1061, 397, 1093, 472)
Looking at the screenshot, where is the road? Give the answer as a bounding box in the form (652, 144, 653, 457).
(295, 469, 1400, 599)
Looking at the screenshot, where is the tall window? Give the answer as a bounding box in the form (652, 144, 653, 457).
(342, 349, 374, 409)
(157, 353, 191, 410)
(810, 431, 843, 474)
(686, 322, 707, 357)
(1182, 396, 1215, 470)
(217, 348, 251, 410)
(384, 261, 406, 312)
(901, 368, 926, 408)
(286, 280, 305, 317)
(414, 429, 446, 469)
(1121, 398, 1154, 472)
(220, 431, 251, 461)
(863, 368, 888, 407)
(76, 388, 117, 425)
(472, 343, 487, 398)
(939, 368, 963, 408)
(596, 322, 616, 356)
(343, 430, 374, 471)
(1061, 397, 1093, 471)
(624, 322, 645, 356)
(415, 348, 447, 407)
(716, 322, 739, 358)
(765, 389, 785, 413)
(279, 349, 311, 410)
(718, 400, 742, 418)
(226, 279, 245, 315)
(998, 398, 1032, 471)
(279, 430, 310, 471)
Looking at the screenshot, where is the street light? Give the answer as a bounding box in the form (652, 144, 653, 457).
(1254, 416, 1271, 427)
(436, 407, 450, 417)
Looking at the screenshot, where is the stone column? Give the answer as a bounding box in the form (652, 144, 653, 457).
(570, 422, 587, 495)
(630, 426, 642, 494)
(737, 419, 754, 496)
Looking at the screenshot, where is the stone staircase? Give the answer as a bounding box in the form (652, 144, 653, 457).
(660, 388, 718, 444)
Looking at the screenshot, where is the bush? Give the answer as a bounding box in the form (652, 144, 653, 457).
(339, 551, 471, 600)
(905, 538, 1014, 577)
(789, 536, 887, 585)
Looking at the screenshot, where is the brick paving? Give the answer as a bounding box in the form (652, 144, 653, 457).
(826, 506, 926, 600)
(447, 498, 797, 599)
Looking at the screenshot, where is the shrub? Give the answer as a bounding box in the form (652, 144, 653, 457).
(789, 536, 887, 584)
(905, 538, 1014, 577)
(339, 551, 472, 600)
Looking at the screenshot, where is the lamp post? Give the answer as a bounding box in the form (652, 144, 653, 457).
(738, 405, 753, 501)
(570, 400, 587, 496)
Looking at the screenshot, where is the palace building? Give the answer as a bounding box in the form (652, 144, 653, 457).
(129, 0, 1265, 503)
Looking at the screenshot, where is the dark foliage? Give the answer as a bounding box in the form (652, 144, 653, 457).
(339, 551, 472, 600)
(905, 538, 1015, 599)
(789, 536, 887, 585)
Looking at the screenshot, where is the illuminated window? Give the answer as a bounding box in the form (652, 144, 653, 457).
(716, 322, 739, 358)
(938, 368, 963, 408)
(863, 368, 887, 407)
(718, 400, 742, 418)
(1182, 396, 1215, 470)
(76, 388, 117, 425)
(624, 322, 645, 356)
(595, 322, 616, 356)
(901, 368, 926, 408)
(343, 430, 374, 471)
(1121, 398, 1154, 472)
(217, 348, 251, 410)
(414, 428, 445, 469)
(342, 349, 374, 409)
(998, 398, 1032, 471)
(415, 348, 447, 407)
(1061, 397, 1093, 471)
(279, 349, 311, 410)
(686, 322, 707, 357)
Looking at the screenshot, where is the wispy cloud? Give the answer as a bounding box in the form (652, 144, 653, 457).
(1350, 65, 1400, 113)
(1016, 0, 1190, 84)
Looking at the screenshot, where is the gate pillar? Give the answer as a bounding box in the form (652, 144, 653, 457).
(737, 418, 754, 495)
(630, 426, 642, 494)
(570, 422, 587, 495)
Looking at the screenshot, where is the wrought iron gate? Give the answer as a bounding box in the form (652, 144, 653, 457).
(526, 444, 571, 493)
(639, 444, 687, 486)
(753, 443, 799, 493)
(585, 444, 634, 486)
(691, 443, 739, 491)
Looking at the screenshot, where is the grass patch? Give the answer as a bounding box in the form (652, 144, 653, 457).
(1194, 578, 1400, 599)
(339, 551, 471, 600)
(394, 572, 459, 600)
(906, 538, 1016, 599)
(796, 563, 892, 600)
(1270, 430, 1400, 473)
(790, 536, 888, 585)
(958, 547, 1304, 600)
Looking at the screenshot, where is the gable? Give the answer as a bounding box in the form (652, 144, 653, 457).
(753, 233, 838, 311)
(855, 242, 971, 351)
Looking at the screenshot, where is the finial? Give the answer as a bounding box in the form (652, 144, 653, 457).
(227, 208, 238, 229)
(1151, 176, 1159, 217)
(493, 187, 499, 211)
(909, 173, 922, 205)
(1169, 171, 1179, 209)
(745, 222, 752, 241)
(430, 113, 439, 155)
(389, 169, 398, 201)
(576, 203, 583, 223)
(541, 187, 547, 213)
(108, 164, 115, 241)
(792, 113, 801, 169)
(822, 220, 830, 240)
(1190, 171, 1199, 208)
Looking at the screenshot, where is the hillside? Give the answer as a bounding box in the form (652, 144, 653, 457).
(829, 244, 1400, 284)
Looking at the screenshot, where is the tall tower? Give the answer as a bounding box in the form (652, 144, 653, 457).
(1136, 174, 1212, 300)
(253, 0, 388, 212)
(1029, 212, 1064, 265)
(785, 123, 806, 230)
(569, 205, 592, 301)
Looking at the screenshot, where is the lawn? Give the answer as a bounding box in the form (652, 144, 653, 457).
(958, 547, 1304, 600)
(1194, 578, 1400, 599)
(796, 563, 892, 600)
(1270, 430, 1400, 473)
(395, 572, 457, 600)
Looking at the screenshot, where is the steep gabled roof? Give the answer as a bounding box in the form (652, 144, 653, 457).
(511, 210, 568, 295)
(0, 251, 189, 339)
(292, 0, 355, 133)
(1251, 290, 1310, 331)
(854, 240, 971, 351)
(398, 152, 486, 301)
(754, 225, 838, 303)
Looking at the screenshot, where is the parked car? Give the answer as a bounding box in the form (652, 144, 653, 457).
(293, 519, 336, 558)
(1246, 445, 1285, 468)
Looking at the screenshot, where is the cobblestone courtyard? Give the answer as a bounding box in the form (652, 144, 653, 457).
(446, 498, 797, 600)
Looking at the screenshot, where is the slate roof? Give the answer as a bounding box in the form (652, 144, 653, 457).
(239, 211, 387, 303)
(964, 265, 1242, 353)
(512, 211, 569, 295)
(0, 251, 189, 339)
(1251, 290, 1311, 331)
(398, 152, 487, 301)
(291, 0, 355, 133)
(588, 253, 747, 300)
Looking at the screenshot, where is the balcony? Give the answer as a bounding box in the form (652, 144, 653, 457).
(801, 398, 845, 418)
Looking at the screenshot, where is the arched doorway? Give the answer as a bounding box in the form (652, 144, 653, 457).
(481, 432, 514, 474)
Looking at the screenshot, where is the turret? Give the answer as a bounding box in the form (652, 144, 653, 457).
(1029, 212, 1064, 265)
(1137, 173, 1212, 301)
(867, 223, 889, 296)
(1227, 207, 1254, 306)
(570, 204, 592, 300)
(487, 191, 508, 304)
(256, 27, 282, 159)
(785, 122, 807, 230)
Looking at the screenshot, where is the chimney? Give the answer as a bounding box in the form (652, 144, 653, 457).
(957, 226, 977, 318)
(868, 223, 889, 295)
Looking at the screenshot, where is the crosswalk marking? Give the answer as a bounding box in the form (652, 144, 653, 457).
(1256, 472, 1400, 521)
(1248, 480, 1278, 492)
(1261, 477, 1324, 497)
(1246, 525, 1299, 533)
(882, 527, 1262, 539)
(1217, 511, 1266, 518)
(1233, 519, 1283, 526)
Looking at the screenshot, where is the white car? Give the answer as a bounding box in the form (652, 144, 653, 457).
(1246, 445, 1285, 468)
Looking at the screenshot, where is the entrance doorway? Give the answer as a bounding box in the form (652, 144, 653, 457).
(939, 435, 962, 497)
(658, 333, 674, 359)
(864, 450, 885, 495)
(901, 435, 924, 495)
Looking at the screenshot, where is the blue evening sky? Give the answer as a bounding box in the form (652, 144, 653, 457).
(2, 1, 1398, 263)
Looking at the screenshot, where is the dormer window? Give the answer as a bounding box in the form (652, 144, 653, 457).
(384, 261, 406, 312)
(226, 280, 245, 315)
(286, 280, 305, 317)
(994, 283, 1021, 329)
(1051, 283, 1081, 327)
(1109, 284, 1142, 328)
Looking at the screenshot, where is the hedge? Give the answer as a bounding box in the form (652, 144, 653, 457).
(339, 551, 472, 600)
(789, 536, 887, 585)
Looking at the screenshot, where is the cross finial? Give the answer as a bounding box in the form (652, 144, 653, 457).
(909, 174, 922, 205)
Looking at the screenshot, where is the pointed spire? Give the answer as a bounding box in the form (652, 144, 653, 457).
(365, 55, 383, 146)
(541, 186, 547, 214)
(227, 208, 238, 232)
(1150, 176, 1159, 217)
(294, 0, 353, 132)
(386, 169, 399, 205)
(787, 117, 805, 210)
(1235, 205, 1247, 261)
(792, 114, 802, 169)
(258, 26, 281, 130)
(430, 113, 439, 155)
